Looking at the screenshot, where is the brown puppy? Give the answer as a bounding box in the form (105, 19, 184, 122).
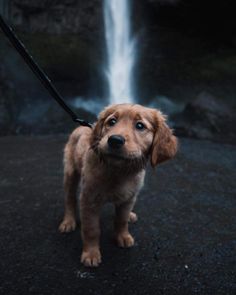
(59, 103, 178, 267)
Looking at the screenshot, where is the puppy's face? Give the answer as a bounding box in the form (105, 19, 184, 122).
(91, 104, 177, 169)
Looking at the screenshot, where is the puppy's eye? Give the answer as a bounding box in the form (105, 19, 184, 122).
(108, 118, 117, 126)
(136, 122, 146, 130)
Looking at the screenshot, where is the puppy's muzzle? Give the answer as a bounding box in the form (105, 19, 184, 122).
(108, 135, 125, 149)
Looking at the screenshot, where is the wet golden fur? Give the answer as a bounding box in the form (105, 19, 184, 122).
(59, 103, 178, 267)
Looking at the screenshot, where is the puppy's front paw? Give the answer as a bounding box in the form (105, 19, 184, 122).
(116, 233, 135, 248)
(58, 217, 76, 233)
(81, 248, 102, 267)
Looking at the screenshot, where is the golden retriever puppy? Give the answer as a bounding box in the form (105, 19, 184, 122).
(59, 103, 178, 267)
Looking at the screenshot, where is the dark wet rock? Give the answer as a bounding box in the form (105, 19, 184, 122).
(4, 0, 103, 36)
(172, 92, 236, 144)
(149, 96, 184, 116)
(15, 105, 96, 135)
(135, 0, 236, 102)
(146, 0, 181, 8)
(0, 70, 97, 136)
(0, 0, 105, 101)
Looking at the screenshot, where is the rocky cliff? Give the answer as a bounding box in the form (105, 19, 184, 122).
(0, 0, 104, 92)
(1, 0, 103, 35)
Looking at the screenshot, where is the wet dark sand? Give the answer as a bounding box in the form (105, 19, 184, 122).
(0, 135, 235, 295)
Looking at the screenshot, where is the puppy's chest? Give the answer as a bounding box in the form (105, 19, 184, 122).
(105, 183, 135, 203)
(86, 173, 144, 205)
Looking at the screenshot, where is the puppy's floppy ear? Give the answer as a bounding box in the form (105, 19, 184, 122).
(151, 111, 178, 167)
(91, 113, 106, 145)
(92, 116, 104, 139)
(91, 105, 117, 145)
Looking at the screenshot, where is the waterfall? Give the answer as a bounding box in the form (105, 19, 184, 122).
(104, 0, 136, 104)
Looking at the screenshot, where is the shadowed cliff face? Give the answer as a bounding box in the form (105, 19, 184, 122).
(0, 0, 105, 97)
(135, 0, 236, 101)
(2, 0, 103, 35)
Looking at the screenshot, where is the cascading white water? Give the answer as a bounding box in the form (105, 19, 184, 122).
(104, 0, 136, 104)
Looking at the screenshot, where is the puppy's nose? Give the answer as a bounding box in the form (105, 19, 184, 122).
(108, 135, 125, 149)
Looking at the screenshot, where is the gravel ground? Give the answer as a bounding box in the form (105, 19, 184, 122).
(0, 135, 235, 295)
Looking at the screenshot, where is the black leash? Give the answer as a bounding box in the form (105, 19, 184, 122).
(0, 15, 92, 128)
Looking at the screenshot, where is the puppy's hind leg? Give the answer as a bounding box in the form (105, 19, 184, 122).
(59, 170, 79, 233)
